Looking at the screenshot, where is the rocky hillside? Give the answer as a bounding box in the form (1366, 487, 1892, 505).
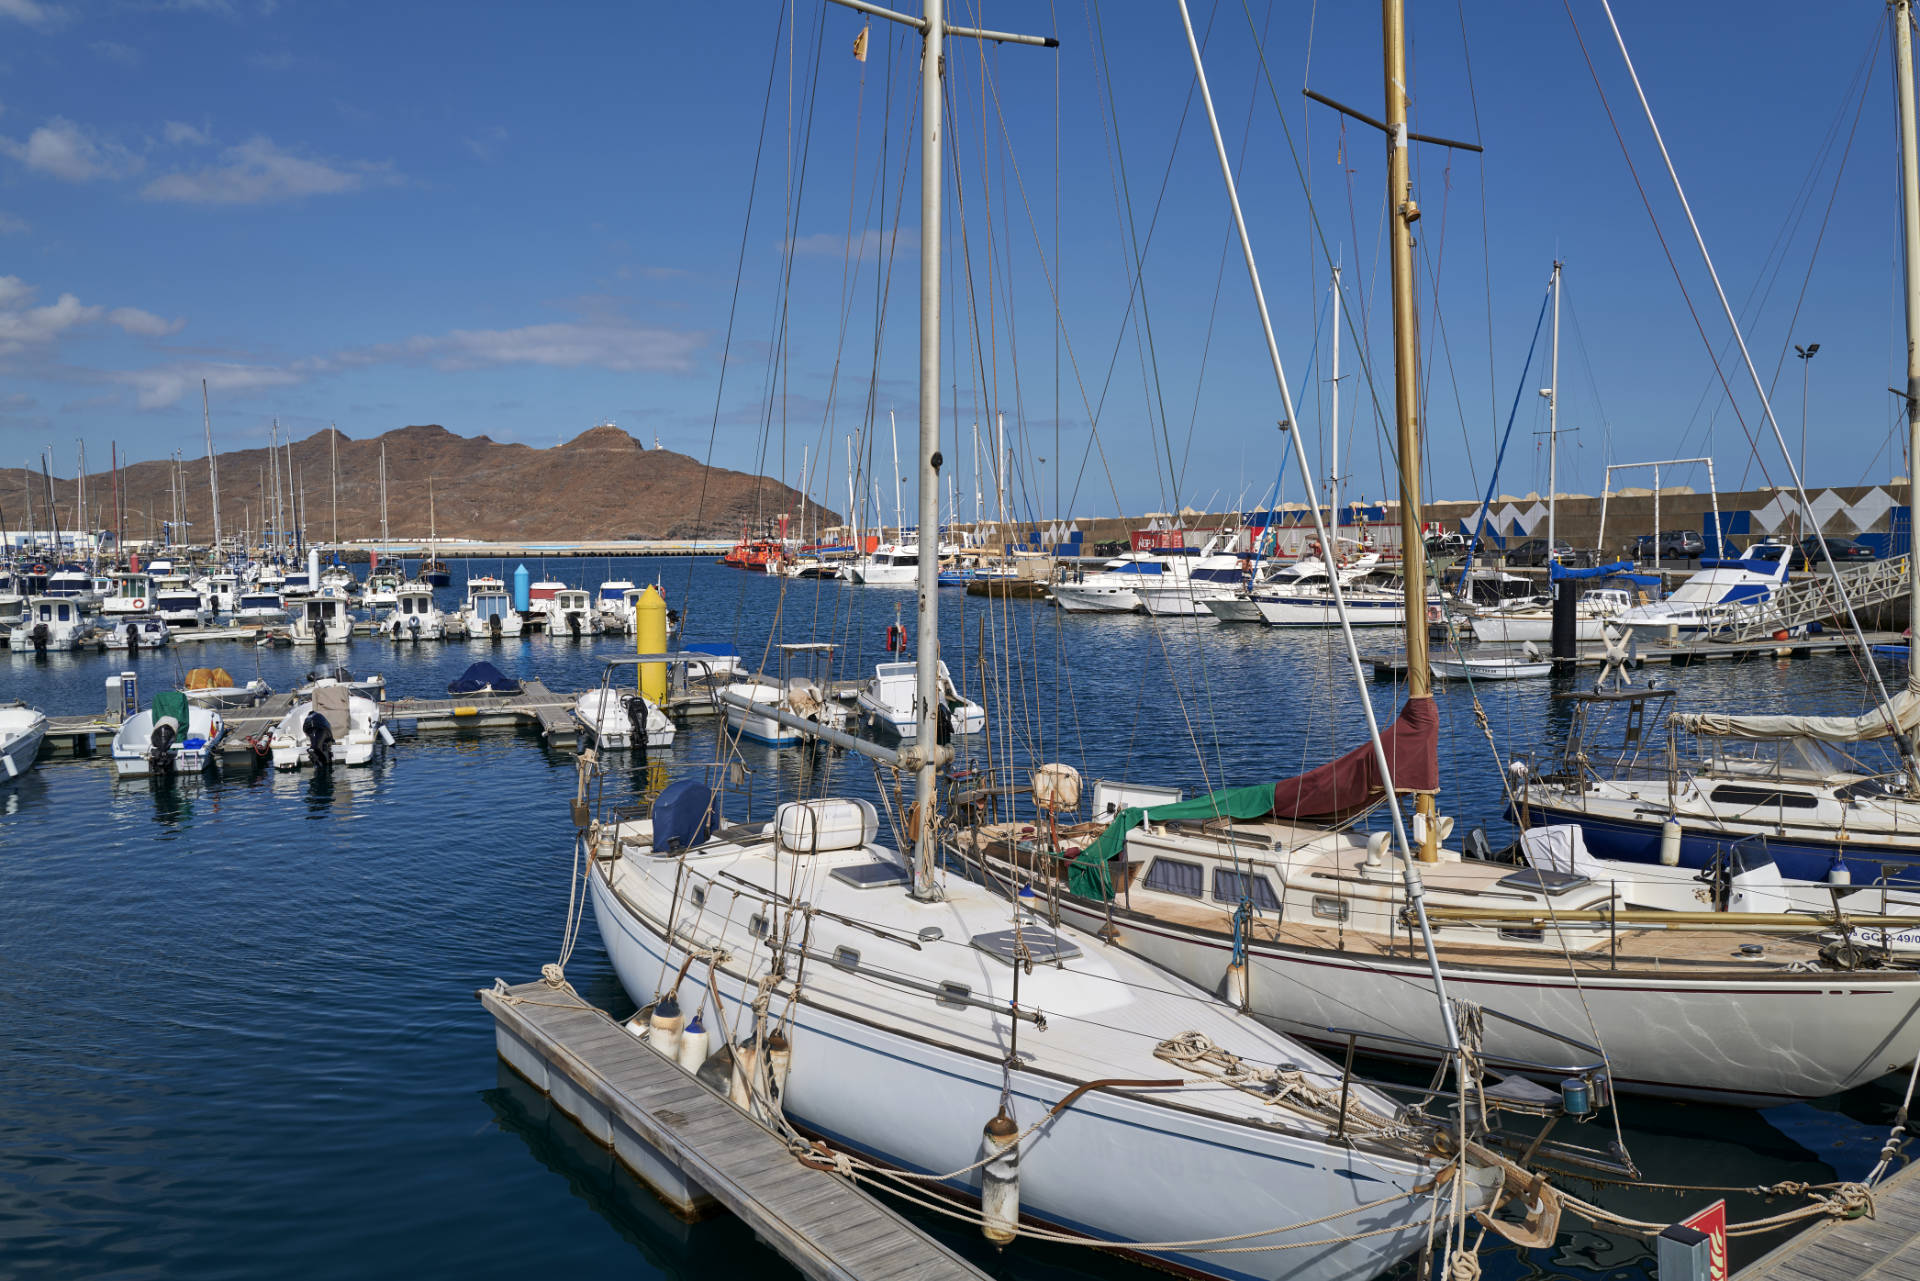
(4, 424, 837, 543)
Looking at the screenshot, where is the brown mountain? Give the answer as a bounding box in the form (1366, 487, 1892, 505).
(3, 424, 837, 544)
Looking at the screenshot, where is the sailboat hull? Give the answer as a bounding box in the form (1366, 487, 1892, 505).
(589, 868, 1482, 1281)
(1042, 891, 1920, 1105)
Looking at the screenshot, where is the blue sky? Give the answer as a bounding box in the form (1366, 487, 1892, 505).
(0, 1, 1909, 522)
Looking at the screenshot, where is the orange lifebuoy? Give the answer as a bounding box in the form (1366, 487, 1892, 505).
(131, 598, 146, 611)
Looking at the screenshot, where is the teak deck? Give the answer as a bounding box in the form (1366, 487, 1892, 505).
(478, 977, 987, 1281)
(1735, 1158, 1920, 1281)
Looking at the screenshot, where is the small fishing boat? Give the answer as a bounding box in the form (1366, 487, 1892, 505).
(291, 594, 354, 646)
(595, 578, 638, 630)
(266, 680, 389, 770)
(461, 583, 523, 638)
(383, 585, 445, 641)
(101, 616, 172, 651)
(571, 688, 675, 750)
(150, 578, 210, 629)
(0, 703, 48, 780)
(110, 691, 224, 779)
(99, 571, 153, 617)
(15, 596, 94, 651)
(1431, 643, 1551, 681)
(361, 571, 401, 610)
(854, 659, 985, 740)
(183, 667, 271, 710)
(234, 589, 288, 623)
(446, 661, 520, 697)
(539, 587, 601, 638)
(296, 666, 386, 699)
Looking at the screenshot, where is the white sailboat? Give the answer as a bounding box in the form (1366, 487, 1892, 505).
(579, 8, 1499, 1278)
(0, 704, 47, 780)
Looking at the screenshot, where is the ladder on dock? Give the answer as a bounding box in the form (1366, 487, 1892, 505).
(1714, 554, 1909, 642)
(479, 978, 988, 1281)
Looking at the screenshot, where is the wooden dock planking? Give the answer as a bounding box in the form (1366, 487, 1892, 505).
(1734, 1160, 1920, 1281)
(480, 978, 986, 1281)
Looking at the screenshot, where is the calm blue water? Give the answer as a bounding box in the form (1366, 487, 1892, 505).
(0, 556, 1908, 1281)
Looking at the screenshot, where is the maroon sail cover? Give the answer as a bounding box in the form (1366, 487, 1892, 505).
(1269, 697, 1438, 820)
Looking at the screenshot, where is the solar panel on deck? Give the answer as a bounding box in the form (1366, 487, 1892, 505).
(830, 862, 911, 890)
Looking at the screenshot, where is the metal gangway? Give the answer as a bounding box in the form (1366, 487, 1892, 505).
(1710, 554, 1910, 641)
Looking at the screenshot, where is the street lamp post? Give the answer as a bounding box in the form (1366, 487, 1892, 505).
(1795, 342, 1821, 538)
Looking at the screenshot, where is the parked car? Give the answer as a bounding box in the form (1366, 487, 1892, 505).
(1504, 538, 1574, 568)
(1791, 534, 1876, 568)
(1634, 529, 1705, 561)
(1423, 532, 1472, 558)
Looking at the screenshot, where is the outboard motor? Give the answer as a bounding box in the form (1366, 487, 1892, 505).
(126, 625, 140, 654)
(148, 717, 179, 774)
(488, 613, 502, 639)
(303, 710, 335, 770)
(568, 611, 583, 637)
(624, 696, 650, 762)
(407, 614, 421, 639)
(936, 700, 955, 747)
(30, 621, 49, 653)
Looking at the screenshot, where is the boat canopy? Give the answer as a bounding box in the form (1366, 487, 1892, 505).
(185, 667, 234, 691)
(1066, 698, 1439, 899)
(1549, 560, 1638, 581)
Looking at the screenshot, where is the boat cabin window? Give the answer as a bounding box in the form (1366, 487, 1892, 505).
(832, 945, 860, 971)
(748, 913, 769, 939)
(1141, 857, 1203, 898)
(1311, 895, 1350, 922)
(1708, 784, 1821, 810)
(689, 885, 706, 909)
(936, 980, 970, 1008)
(1212, 869, 1280, 911)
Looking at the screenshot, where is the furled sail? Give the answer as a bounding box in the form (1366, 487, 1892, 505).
(1675, 687, 1920, 743)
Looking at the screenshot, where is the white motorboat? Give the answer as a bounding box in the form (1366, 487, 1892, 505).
(267, 680, 389, 770)
(319, 564, 356, 593)
(1610, 542, 1795, 636)
(462, 583, 523, 638)
(16, 596, 94, 651)
(1431, 644, 1551, 681)
(854, 659, 985, 740)
(183, 667, 271, 710)
(384, 585, 446, 641)
(110, 692, 224, 779)
(595, 578, 638, 631)
(571, 688, 675, 749)
(1052, 548, 1195, 614)
(235, 589, 288, 623)
(1250, 554, 1412, 628)
(102, 616, 172, 651)
(281, 570, 315, 599)
(151, 577, 211, 629)
(1470, 588, 1631, 643)
(721, 644, 849, 747)
(361, 571, 401, 610)
(847, 542, 923, 586)
(43, 566, 101, 606)
(99, 571, 154, 618)
(204, 572, 241, 617)
(291, 594, 354, 646)
(1134, 539, 1247, 616)
(0, 703, 47, 780)
(589, 792, 1499, 1281)
(540, 587, 601, 638)
(296, 666, 386, 700)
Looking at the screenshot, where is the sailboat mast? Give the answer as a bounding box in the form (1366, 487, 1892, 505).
(202, 380, 221, 555)
(1330, 266, 1342, 543)
(889, 408, 903, 540)
(1896, 0, 1920, 682)
(1547, 261, 1562, 562)
(330, 423, 339, 544)
(1382, 0, 1438, 857)
(910, 0, 947, 898)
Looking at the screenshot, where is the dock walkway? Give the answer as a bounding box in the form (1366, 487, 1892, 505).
(1734, 1159, 1920, 1281)
(1367, 630, 1907, 680)
(479, 977, 986, 1281)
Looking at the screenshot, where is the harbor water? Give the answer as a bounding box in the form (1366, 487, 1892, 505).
(1, 556, 1910, 1281)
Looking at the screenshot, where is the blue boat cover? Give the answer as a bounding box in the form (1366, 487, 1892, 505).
(446, 661, 521, 695)
(652, 779, 716, 852)
(684, 642, 740, 660)
(1550, 560, 1637, 581)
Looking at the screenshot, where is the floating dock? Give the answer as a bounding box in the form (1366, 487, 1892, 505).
(479, 977, 987, 1281)
(1733, 1158, 1920, 1281)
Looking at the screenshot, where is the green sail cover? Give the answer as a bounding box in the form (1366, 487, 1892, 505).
(1065, 783, 1275, 900)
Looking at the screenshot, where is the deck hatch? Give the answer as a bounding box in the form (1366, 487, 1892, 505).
(830, 862, 911, 890)
(969, 927, 1082, 967)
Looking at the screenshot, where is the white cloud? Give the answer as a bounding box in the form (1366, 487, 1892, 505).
(141, 135, 394, 204)
(0, 0, 64, 28)
(461, 125, 508, 163)
(0, 277, 184, 357)
(786, 228, 914, 259)
(162, 120, 210, 146)
(106, 306, 184, 337)
(116, 361, 299, 411)
(347, 322, 702, 374)
(0, 117, 141, 182)
(0, 212, 28, 235)
(91, 40, 141, 65)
